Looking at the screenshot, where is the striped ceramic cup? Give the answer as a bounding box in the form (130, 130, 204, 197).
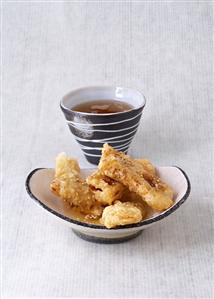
(60, 86, 146, 164)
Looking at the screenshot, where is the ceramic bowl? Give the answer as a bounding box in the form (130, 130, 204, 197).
(60, 86, 146, 165)
(25, 166, 190, 244)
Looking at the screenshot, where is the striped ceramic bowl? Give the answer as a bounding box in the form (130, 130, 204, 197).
(60, 86, 146, 164)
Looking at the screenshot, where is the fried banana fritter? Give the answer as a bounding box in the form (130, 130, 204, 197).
(121, 188, 149, 215)
(86, 170, 125, 205)
(50, 153, 102, 217)
(98, 144, 174, 211)
(101, 201, 143, 228)
(136, 159, 156, 176)
(54, 152, 80, 178)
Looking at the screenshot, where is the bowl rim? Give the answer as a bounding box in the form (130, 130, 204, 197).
(25, 166, 191, 230)
(60, 85, 146, 116)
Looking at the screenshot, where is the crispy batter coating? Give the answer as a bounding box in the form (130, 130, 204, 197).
(121, 188, 149, 215)
(54, 152, 80, 178)
(98, 144, 174, 211)
(50, 153, 102, 217)
(86, 170, 125, 205)
(101, 201, 143, 228)
(136, 159, 156, 176)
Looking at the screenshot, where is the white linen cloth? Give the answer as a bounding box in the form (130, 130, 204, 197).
(2, 1, 213, 298)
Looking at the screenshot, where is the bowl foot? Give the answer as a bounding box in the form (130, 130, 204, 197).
(72, 229, 142, 244)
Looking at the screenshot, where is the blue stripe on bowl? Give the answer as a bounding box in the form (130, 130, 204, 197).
(69, 121, 140, 133)
(68, 123, 139, 140)
(76, 138, 134, 148)
(67, 112, 142, 130)
(73, 128, 138, 143)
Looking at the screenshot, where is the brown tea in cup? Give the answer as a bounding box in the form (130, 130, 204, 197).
(72, 99, 133, 114)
